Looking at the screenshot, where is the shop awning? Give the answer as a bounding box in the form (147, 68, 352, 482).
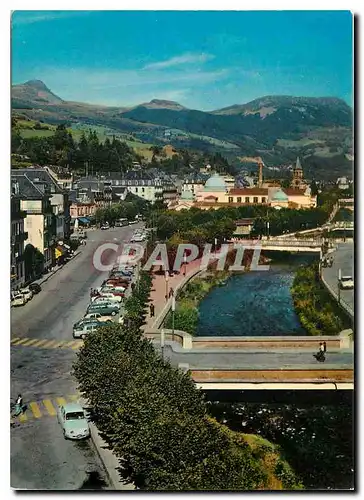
(55, 245, 67, 259)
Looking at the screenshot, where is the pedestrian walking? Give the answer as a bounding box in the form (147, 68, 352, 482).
(323, 341, 327, 352)
(150, 303, 155, 317)
(319, 342, 325, 353)
(131, 282, 136, 292)
(169, 287, 174, 298)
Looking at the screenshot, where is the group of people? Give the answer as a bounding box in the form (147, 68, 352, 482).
(322, 256, 334, 268)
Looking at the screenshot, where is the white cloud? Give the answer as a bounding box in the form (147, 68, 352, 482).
(143, 52, 214, 70)
(11, 11, 88, 26)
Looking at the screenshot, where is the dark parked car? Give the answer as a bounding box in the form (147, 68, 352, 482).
(29, 283, 42, 294)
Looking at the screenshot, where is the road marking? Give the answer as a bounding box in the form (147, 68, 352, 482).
(40, 340, 58, 348)
(43, 399, 57, 416)
(50, 341, 66, 349)
(10, 338, 20, 344)
(70, 341, 83, 350)
(12, 338, 30, 346)
(22, 339, 40, 347)
(56, 397, 67, 407)
(18, 413, 27, 423)
(29, 402, 42, 418)
(32, 339, 50, 348)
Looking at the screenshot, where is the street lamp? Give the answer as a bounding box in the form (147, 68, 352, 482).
(266, 221, 270, 240)
(171, 295, 176, 337)
(338, 268, 342, 303)
(183, 253, 187, 276)
(161, 327, 165, 361)
(165, 272, 169, 301)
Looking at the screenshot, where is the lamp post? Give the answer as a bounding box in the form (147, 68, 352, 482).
(171, 295, 175, 337)
(161, 327, 165, 361)
(338, 268, 341, 303)
(266, 221, 270, 240)
(183, 253, 187, 276)
(165, 272, 169, 301)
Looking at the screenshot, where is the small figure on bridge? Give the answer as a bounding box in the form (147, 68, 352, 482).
(313, 343, 326, 362)
(169, 287, 174, 298)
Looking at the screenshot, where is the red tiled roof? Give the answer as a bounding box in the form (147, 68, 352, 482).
(204, 195, 218, 200)
(229, 188, 268, 195)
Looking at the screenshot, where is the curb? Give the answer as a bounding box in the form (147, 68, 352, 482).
(89, 421, 135, 490)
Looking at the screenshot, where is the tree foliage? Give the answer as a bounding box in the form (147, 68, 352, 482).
(11, 124, 142, 173)
(291, 262, 349, 335)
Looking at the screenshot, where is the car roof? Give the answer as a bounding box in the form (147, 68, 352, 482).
(63, 403, 84, 413)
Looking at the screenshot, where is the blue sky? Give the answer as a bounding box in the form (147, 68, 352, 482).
(11, 10, 353, 111)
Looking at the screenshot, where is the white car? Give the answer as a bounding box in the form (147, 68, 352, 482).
(18, 288, 33, 302)
(339, 276, 354, 290)
(96, 292, 123, 303)
(11, 293, 26, 307)
(83, 312, 113, 322)
(93, 294, 122, 305)
(57, 403, 90, 440)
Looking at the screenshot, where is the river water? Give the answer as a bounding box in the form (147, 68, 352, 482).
(197, 256, 315, 337)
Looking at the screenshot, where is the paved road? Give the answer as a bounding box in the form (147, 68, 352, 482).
(159, 344, 353, 370)
(11, 225, 140, 490)
(322, 242, 354, 315)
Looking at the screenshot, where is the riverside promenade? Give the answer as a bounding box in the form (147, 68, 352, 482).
(144, 257, 204, 330)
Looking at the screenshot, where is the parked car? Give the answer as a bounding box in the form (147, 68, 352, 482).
(339, 276, 354, 290)
(94, 292, 123, 303)
(57, 402, 90, 440)
(73, 321, 100, 339)
(100, 287, 126, 297)
(83, 312, 113, 322)
(29, 283, 42, 294)
(11, 293, 26, 307)
(19, 288, 33, 302)
(104, 279, 129, 287)
(87, 303, 120, 316)
(100, 224, 110, 230)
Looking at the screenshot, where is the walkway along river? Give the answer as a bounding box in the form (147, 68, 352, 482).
(196, 255, 316, 337)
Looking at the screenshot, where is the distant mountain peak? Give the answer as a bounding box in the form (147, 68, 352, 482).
(24, 79, 50, 91)
(12, 80, 63, 105)
(140, 99, 187, 111)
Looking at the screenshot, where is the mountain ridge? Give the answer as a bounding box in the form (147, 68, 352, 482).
(11, 80, 353, 178)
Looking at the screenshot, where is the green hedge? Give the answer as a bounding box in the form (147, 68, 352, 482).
(291, 263, 348, 335)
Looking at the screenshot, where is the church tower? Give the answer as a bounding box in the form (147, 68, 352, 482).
(291, 157, 306, 189)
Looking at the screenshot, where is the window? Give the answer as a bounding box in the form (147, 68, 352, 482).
(245, 197, 250, 203)
(262, 197, 266, 203)
(228, 197, 233, 203)
(253, 197, 258, 203)
(142, 188, 145, 193)
(237, 197, 242, 203)
(135, 187, 138, 193)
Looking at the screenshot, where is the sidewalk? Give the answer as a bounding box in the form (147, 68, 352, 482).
(34, 250, 82, 287)
(144, 258, 205, 330)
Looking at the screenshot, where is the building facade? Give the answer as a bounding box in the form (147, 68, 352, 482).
(12, 173, 57, 271)
(11, 181, 27, 290)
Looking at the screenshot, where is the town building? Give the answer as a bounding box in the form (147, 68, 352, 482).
(174, 172, 316, 211)
(14, 168, 71, 240)
(337, 176, 350, 190)
(44, 166, 74, 190)
(11, 180, 27, 290)
(11, 172, 57, 272)
(182, 173, 209, 198)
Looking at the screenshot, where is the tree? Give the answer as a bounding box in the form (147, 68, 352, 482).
(24, 244, 44, 280)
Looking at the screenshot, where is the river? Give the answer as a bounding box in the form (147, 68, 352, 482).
(197, 255, 315, 337)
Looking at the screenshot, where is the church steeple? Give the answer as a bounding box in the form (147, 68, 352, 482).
(291, 157, 305, 189)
